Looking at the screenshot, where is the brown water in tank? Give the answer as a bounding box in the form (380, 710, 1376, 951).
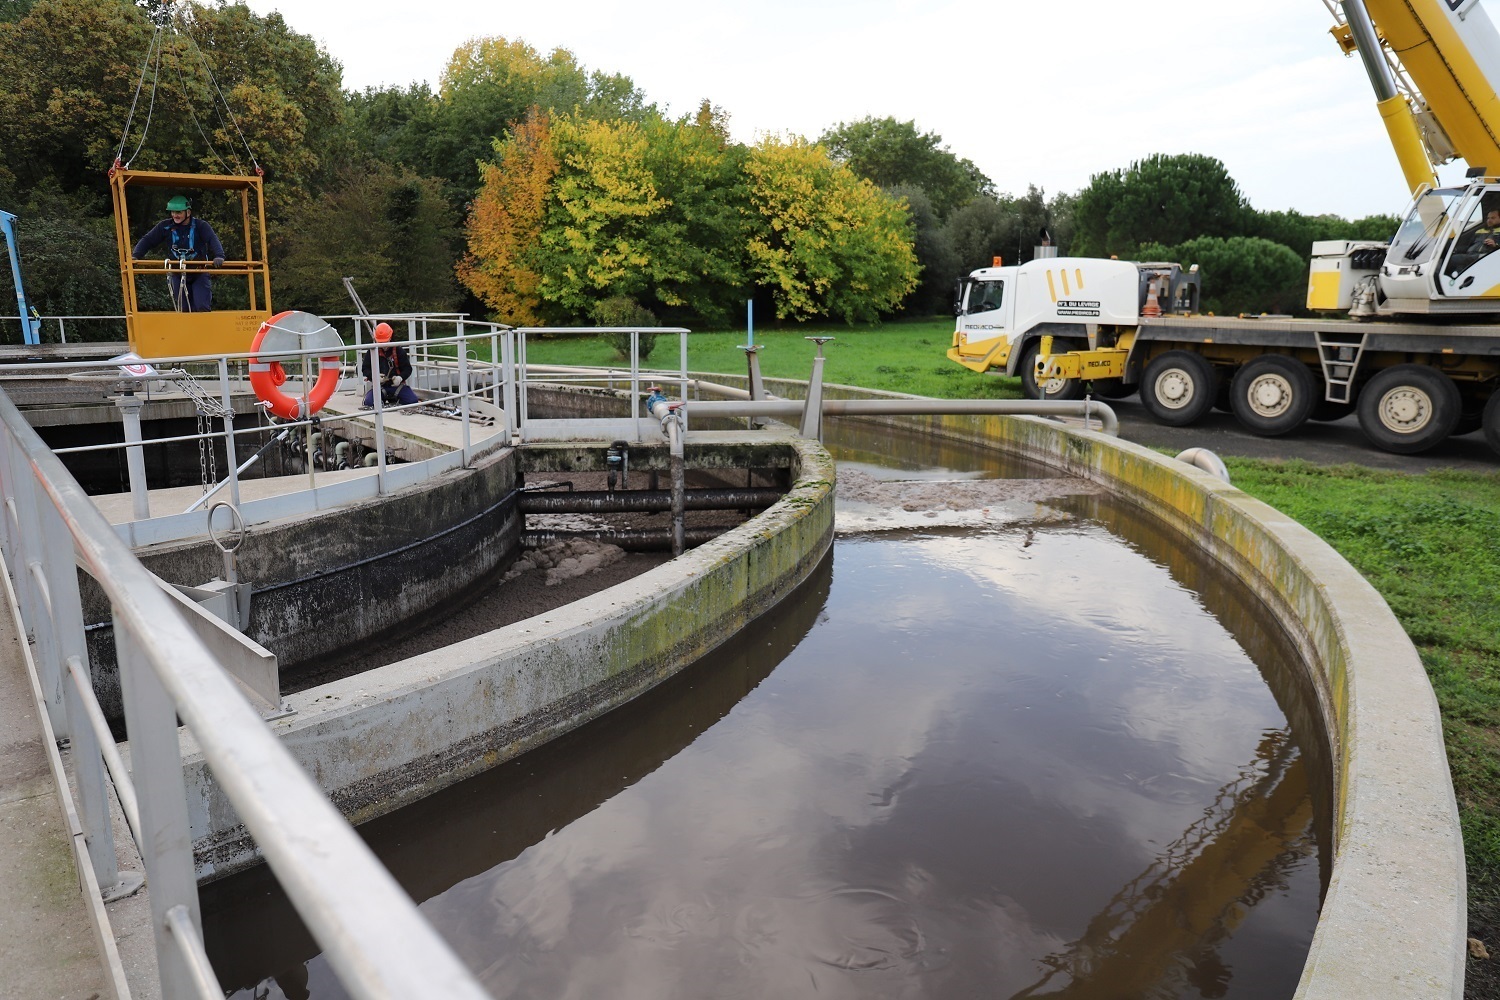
(202, 420, 1327, 1000)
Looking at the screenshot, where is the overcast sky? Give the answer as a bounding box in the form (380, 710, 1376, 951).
(243, 0, 1475, 220)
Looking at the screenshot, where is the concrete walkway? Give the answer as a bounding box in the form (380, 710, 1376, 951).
(0, 593, 109, 1000)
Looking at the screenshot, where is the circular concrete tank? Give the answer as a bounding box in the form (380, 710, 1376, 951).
(196, 380, 1462, 998)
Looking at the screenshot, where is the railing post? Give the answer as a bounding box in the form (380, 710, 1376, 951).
(113, 393, 151, 521)
(216, 358, 241, 508)
(502, 329, 517, 442)
(4, 435, 66, 729)
(116, 618, 201, 1000)
(516, 331, 530, 441)
(630, 330, 642, 440)
(679, 328, 690, 433)
(39, 499, 120, 892)
(370, 341, 388, 495)
(457, 322, 472, 465)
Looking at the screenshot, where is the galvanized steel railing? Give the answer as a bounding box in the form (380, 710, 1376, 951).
(0, 384, 494, 998)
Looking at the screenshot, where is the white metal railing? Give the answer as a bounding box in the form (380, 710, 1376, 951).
(0, 314, 127, 344)
(0, 318, 691, 998)
(0, 384, 493, 999)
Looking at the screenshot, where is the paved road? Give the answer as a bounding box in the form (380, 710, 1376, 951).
(1102, 396, 1499, 472)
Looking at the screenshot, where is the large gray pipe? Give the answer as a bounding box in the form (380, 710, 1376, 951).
(646, 395, 687, 555)
(684, 397, 1119, 436)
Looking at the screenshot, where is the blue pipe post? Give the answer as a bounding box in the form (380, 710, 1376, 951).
(1, 211, 42, 346)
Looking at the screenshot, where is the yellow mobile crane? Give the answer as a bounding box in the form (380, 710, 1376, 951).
(952, 0, 1500, 456)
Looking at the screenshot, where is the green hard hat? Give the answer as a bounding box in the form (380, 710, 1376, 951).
(166, 195, 191, 211)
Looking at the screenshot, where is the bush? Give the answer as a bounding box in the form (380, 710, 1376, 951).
(591, 295, 658, 360)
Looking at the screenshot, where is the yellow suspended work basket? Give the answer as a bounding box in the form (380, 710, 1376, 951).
(110, 168, 273, 359)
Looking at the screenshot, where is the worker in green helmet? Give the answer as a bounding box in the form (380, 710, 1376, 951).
(132, 194, 225, 312)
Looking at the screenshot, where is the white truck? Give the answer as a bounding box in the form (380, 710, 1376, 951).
(946, 0, 1500, 457)
(947, 242, 1500, 455)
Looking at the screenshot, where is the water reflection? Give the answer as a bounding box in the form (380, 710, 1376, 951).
(205, 427, 1323, 1000)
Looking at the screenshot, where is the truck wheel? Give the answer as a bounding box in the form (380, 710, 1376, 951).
(1454, 391, 1484, 436)
(1310, 400, 1355, 422)
(1089, 378, 1136, 400)
(1484, 392, 1500, 457)
(1141, 351, 1219, 426)
(1019, 341, 1085, 401)
(1356, 365, 1462, 454)
(1229, 355, 1317, 437)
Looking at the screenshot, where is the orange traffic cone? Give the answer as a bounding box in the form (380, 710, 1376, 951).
(1142, 276, 1163, 318)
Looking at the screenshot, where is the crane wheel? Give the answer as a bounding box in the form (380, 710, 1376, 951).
(1140, 351, 1219, 426)
(1356, 364, 1461, 454)
(1089, 378, 1136, 400)
(1229, 355, 1317, 437)
(1019, 340, 1085, 401)
(1483, 391, 1500, 458)
(1310, 400, 1355, 422)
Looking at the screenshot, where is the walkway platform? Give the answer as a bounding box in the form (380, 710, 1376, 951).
(0, 575, 112, 1000)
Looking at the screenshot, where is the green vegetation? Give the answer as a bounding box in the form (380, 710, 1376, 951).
(518, 317, 1024, 400)
(542, 323, 1500, 975)
(1222, 459, 1500, 949)
(1, 1, 1403, 337)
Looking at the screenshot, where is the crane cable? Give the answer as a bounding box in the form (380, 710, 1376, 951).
(114, 22, 165, 169)
(111, 2, 262, 176)
(179, 18, 261, 175)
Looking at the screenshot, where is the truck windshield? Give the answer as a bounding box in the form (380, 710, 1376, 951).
(964, 280, 1004, 315)
(1389, 188, 1465, 264)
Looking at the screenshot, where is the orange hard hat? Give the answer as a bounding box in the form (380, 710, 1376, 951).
(373, 322, 393, 343)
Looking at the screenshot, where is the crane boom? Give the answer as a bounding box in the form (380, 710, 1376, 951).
(1335, 0, 1500, 189)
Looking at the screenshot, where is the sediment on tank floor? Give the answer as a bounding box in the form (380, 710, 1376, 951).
(288, 468, 766, 690)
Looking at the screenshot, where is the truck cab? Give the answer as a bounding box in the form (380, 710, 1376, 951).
(950, 263, 1018, 373)
(946, 256, 1186, 397)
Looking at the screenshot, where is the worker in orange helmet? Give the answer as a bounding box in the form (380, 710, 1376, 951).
(360, 322, 418, 409)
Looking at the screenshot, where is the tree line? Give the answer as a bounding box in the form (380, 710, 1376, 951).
(0, 0, 1400, 333)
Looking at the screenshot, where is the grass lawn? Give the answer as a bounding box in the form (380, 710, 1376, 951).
(512, 316, 1024, 401)
(513, 316, 1500, 982)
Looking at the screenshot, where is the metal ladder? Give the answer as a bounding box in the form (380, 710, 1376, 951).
(1315, 331, 1368, 403)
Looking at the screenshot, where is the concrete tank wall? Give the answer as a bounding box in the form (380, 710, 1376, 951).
(733, 374, 1464, 1000)
(82, 447, 521, 715)
(179, 433, 834, 880)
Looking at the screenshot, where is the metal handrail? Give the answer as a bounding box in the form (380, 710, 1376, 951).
(0, 385, 491, 997)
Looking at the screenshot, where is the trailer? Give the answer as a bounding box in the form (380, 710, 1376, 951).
(1035, 312, 1500, 455)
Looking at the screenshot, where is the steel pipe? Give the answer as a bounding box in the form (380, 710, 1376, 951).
(164, 904, 226, 1000)
(519, 488, 781, 514)
(0, 388, 492, 999)
(683, 397, 1120, 436)
(66, 656, 142, 848)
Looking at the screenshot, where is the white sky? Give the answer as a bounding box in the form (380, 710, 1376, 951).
(244, 0, 1474, 220)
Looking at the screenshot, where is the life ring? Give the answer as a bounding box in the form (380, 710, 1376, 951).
(248, 310, 343, 420)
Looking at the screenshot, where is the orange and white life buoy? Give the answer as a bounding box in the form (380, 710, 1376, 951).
(248, 310, 343, 420)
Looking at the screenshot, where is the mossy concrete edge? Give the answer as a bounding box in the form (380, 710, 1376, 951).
(767, 376, 1461, 1000)
(179, 431, 834, 881)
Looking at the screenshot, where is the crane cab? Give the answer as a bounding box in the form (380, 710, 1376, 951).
(1372, 179, 1500, 313)
(110, 168, 272, 358)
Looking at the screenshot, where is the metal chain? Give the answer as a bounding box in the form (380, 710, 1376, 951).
(174, 369, 227, 494)
(197, 411, 210, 493)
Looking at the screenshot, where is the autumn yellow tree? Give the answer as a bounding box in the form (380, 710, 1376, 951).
(745, 136, 918, 323)
(457, 112, 558, 325)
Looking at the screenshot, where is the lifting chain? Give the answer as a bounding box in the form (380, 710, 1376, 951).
(173, 369, 228, 494)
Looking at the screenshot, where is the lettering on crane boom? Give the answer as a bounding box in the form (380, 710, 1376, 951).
(1056, 299, 1101, 317)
